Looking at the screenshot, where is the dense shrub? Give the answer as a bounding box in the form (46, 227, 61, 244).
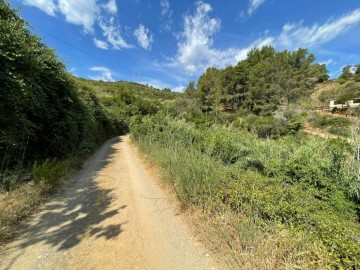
(312, 115, 352, 137)
(32, 159, 68, 186)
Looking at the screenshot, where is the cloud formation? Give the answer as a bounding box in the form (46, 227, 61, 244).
(23, 0, 57, 16)
(278, 8, 360, 49)
(134, 24, 153, 50)
(22, 0, 130, 49)
(57, 0, 98, 33)
(89, 66, 114, 81)
(103, 0, 117, 14)
(248, 0, 265, 16)
(174, 1, 273, 74)
(160, 0, 173, 31)
(100, 17, 132, 49)
(93, 38, 109, 50)
(160, 0, 170, 16)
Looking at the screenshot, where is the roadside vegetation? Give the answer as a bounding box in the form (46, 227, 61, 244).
(131, 114, 360, 269)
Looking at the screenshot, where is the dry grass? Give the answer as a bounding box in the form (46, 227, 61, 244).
(0, 182, 50, 247)
(186, 208, 327, 270)
(0, 160, 75, 248)
(312, 81, 339, 102)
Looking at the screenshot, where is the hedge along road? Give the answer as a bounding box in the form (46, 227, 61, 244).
(0, 136, 217, 270)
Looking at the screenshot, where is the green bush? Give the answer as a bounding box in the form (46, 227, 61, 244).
(32, 159, 68, 186)
(312, 115, 352, 137)
(337, 78, 347, 85)
(243, 115, 286, 138)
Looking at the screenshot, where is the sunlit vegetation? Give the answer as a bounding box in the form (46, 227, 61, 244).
(130, 114, 360, 269)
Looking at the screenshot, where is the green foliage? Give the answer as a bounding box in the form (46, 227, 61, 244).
(339, 65, 353, 81)
(197, 67, 222, 110)
(242, 115, 286, 138)
(32, 159, 68, 186)
(355, 65, 360, 82)
(336, 78, 347, 85)
(286, 114, 306, 134)
(312, 115, 352, 137)
(233, 111, 306, 138)
(0, 1, 114, 166)
(131, 114, 360, 269)
(195, 46, 327, 115)
(184, 80, 196, 98)
(336, 81, 360, 104)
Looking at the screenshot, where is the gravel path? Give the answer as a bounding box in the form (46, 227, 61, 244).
(0, 136, 217, 270)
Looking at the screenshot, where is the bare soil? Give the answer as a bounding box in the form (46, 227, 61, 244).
(0, 136, 217, 270)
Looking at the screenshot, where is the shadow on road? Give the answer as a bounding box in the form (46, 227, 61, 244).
(16, 136, 126, 251)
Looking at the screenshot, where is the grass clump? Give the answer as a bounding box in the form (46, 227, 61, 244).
(32, 159, 69, 186)
(0, 182, 46, 243)
(0, 158, 70, 244)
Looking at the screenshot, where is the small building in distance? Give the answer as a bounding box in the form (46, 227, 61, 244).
(329, 98, 360, 109)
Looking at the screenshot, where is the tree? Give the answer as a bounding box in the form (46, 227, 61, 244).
(195, 46, 324, 115)
(339, 65, 353, 80)
(354, 65, 360, 82)
(196, 67, 221, 111)
(184, 81, 196, 98)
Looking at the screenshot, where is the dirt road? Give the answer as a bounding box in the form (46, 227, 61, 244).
(0, 136, 217, 270)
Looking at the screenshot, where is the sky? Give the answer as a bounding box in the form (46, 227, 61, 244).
(9, 0, 360, 92)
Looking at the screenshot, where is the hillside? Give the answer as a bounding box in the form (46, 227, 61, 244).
(312, 80, 341, 102)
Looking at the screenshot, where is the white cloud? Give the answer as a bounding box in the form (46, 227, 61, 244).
(57, 0, 98, 33)
(69, 67, 77, 76)
(160, 0, 173, 31)
(319, 59, 335, 66)
(176, 1, 220, 73)
(23, 0, 57, 16)
(103, 0, 117, 14)
(134, 24, 153, 50)
(139, 78, 184, 92)
(93, 38, 109, 50)
(174, 1, 273, 74)
(23, 0, 131, 49)
(89, 66, 114, 81)
(278, 8, 360, 49)
(139, 78, 167, 90)
(248, 0, 265, 16)
(99, 17, 132, 49)
(173, 85, 186, 92)
(160, 0, 170, 16)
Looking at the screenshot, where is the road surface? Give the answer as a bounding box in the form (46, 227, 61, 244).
(0, 136, 217, 270)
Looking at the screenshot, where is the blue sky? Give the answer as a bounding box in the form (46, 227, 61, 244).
(9, 0, 360, 91)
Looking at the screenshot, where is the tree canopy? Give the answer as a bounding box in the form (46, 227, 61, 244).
(195, 46, 329, 114)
